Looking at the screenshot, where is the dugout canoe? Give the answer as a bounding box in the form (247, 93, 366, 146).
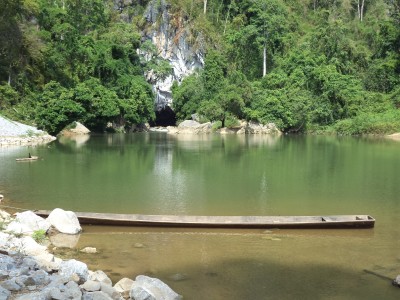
(34, 211, 375, 229)
(16, 156, 39, 161)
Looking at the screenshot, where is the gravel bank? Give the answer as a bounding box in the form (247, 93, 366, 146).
(0, 116, 55, 146)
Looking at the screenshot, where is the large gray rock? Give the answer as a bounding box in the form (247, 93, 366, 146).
(88, 270, 112, 286)
(178, 120, 200, 128)
(129, 275, 182, 300)
(114, 277, 134, 298)
(58, 259, 88, 283)
(243, 121, 281, 135)
(81, 280, 101, 292)
(6, 211, 50, 235)
(0, 278, 21, 291)
(0, 285, 11, 299)
(83, 291, 113, 300)
(30, 269, 50, 285)
(168, 120, 212, 134)
(100, 282, 122, 300)
(46, 208, 82, 235)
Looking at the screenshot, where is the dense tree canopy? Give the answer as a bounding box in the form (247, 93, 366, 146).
(0, 0, 399, 134)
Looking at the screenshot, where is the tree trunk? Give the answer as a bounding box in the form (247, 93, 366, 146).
(223, 0, 233, 34)
(204, 0, 207, 14)
(263, 44, 267, 77)
(357, 0, 361, 20)
(360, 0, 365, 21)
(8, 64, 11, 85)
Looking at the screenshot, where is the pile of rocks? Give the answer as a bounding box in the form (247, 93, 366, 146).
(0, 208, 182, 300)
(0, 135, 56, 146)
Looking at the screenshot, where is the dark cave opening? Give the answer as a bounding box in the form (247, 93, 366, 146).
(151, 106, 177, 127)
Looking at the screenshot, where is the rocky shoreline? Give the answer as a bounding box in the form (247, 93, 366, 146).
(0, 208, 182, 300)
(0, 116, 56, 146)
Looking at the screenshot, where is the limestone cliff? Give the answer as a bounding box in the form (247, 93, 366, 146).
(141, 0, 205, 110)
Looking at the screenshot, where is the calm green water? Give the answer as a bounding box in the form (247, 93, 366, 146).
(1, 133, 400, 299)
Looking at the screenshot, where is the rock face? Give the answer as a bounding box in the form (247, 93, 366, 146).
(142, 0, 204, 110)
(130, 275, 183, 300)
(46, 208, 82, 234)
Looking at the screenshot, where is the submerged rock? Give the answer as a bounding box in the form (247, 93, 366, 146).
(393, 275, 400, 287)
(81, 247, 97, 254)
(49, 232, 81, 248)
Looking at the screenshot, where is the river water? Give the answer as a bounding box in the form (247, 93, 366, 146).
(0, 133, 399, 299)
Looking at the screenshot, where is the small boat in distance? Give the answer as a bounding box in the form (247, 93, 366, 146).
(16, 156, 39, 162)
(34, 211, 375, 229)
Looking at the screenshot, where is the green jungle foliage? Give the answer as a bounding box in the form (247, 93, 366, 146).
(0, 0, 399, 134)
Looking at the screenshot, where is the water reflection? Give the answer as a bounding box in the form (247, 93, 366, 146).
(58, 134, 90, 148)
(49, 232, 81, 248)
(1, 134, 400, 299)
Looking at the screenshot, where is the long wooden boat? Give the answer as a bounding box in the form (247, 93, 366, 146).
(16, 156, 39, 161)
(34, 211, 375, 229)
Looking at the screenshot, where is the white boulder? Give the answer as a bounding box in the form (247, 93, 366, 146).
(46, 208, 82, 234)
(16, 236, 48, 256)
(33, 252, 63, 271)
(130, 275, 182, 300)
(6, 211, 50, 235)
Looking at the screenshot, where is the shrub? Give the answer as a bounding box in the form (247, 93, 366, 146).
(32, 229, 47, 243)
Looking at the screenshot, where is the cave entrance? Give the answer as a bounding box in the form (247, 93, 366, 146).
(152, 106, 177, 127)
